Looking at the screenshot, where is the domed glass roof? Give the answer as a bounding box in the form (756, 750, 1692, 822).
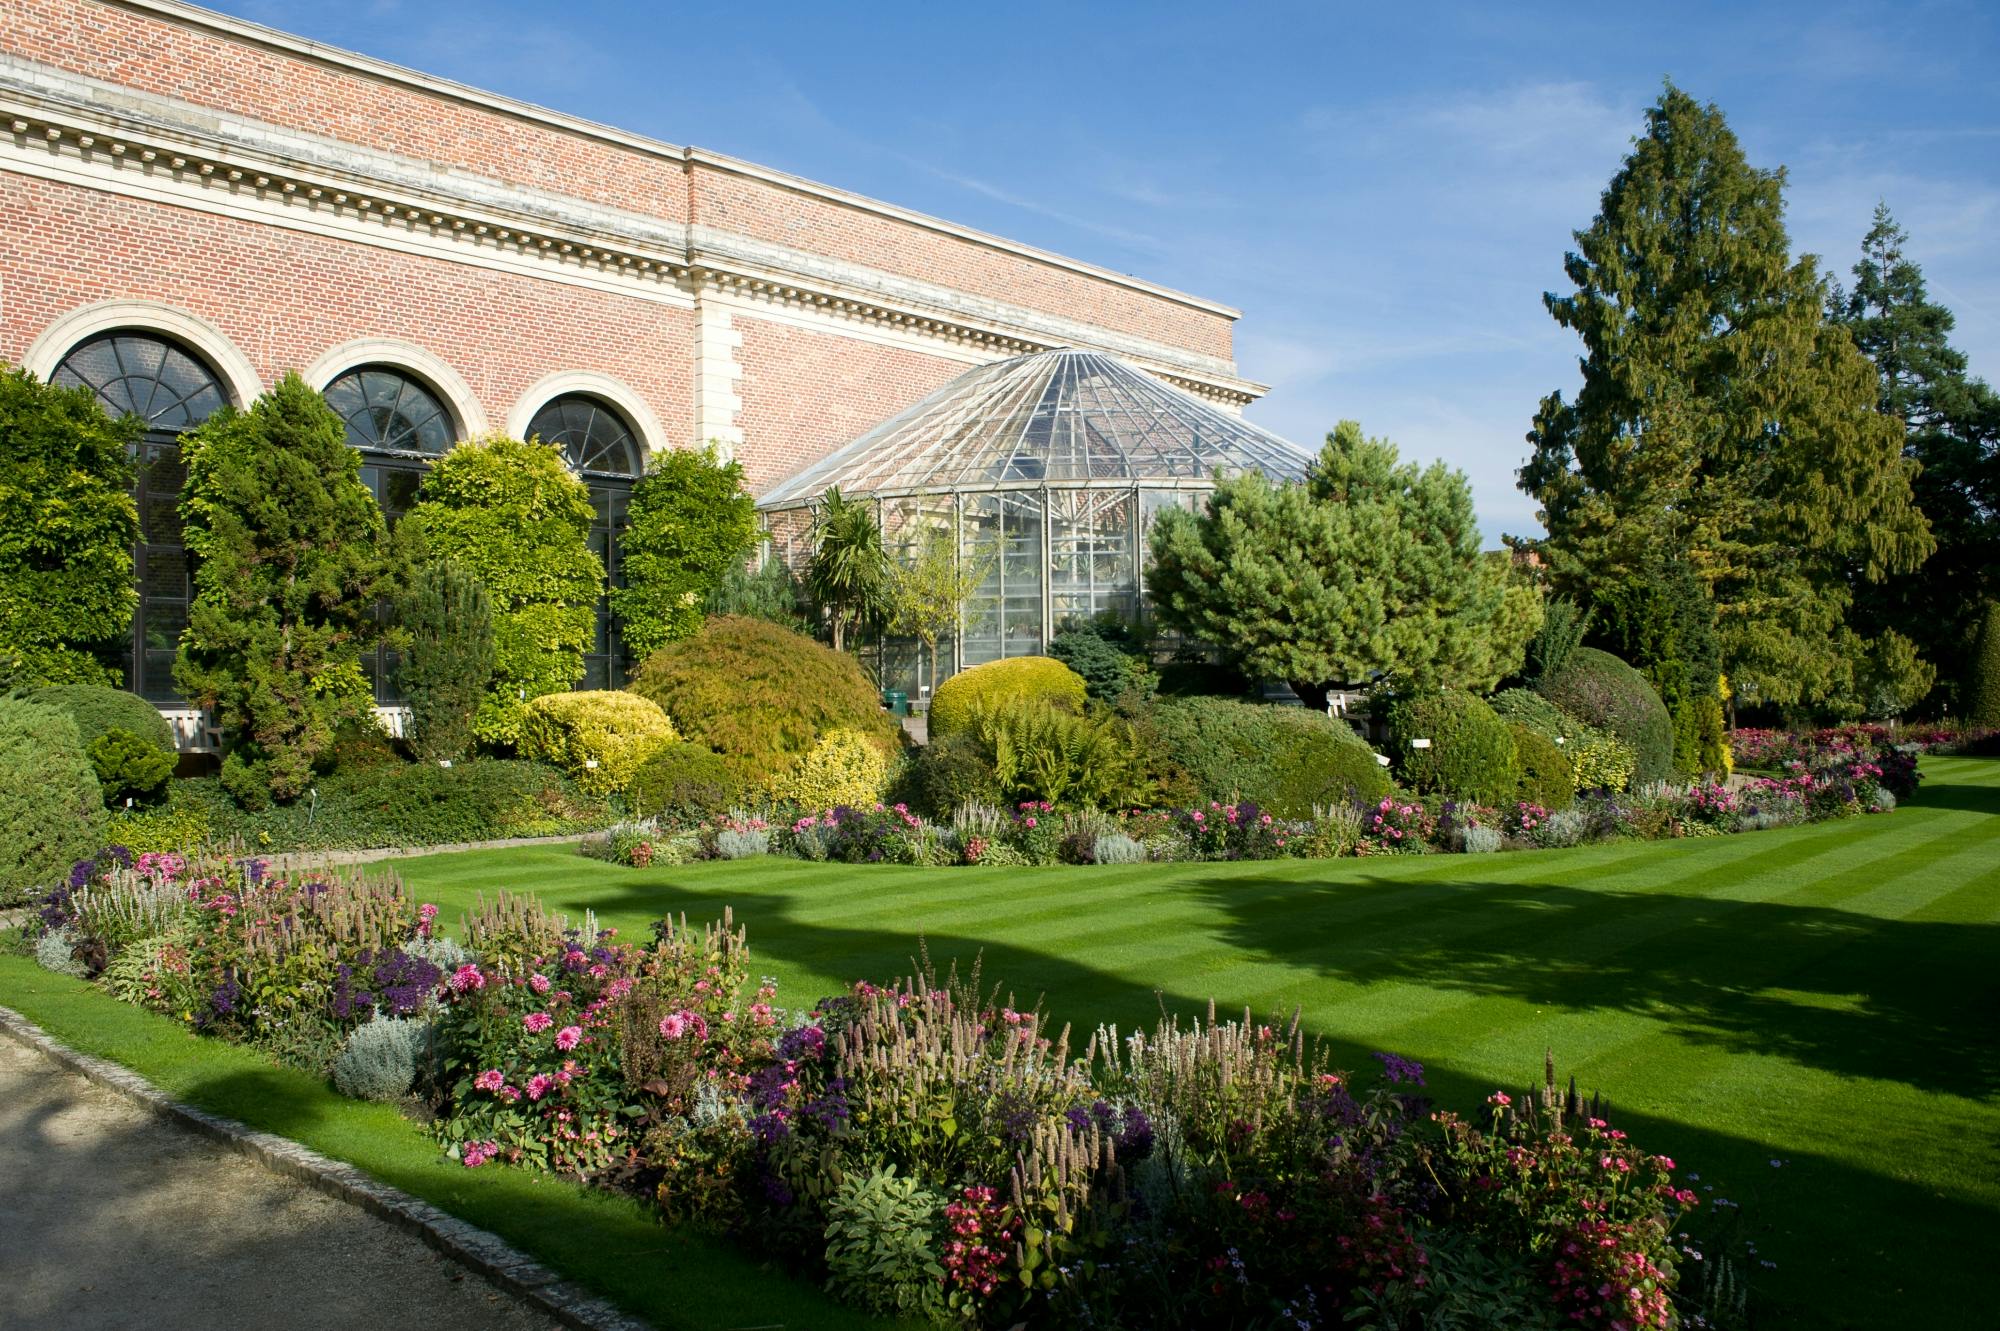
(757, 348, 1310, 508)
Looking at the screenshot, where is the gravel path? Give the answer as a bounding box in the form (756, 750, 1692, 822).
(0, 1037, 560, 1331)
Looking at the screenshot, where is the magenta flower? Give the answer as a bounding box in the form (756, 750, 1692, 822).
(523, 1011, 554, 1034)
(447, 964, 485, 993)
(554, 1025, 583, 1051)
(529, 973, 551, 995)
(526, 1073, 554, 1101)
(473, 1069, 504, 1093)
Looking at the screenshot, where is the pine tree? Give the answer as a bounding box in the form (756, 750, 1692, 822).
(175, 373, 392, 803)
(1520, 85, 1932, 714)
(1831, 204, 2000, 711)
(1149, 420, 1538, 707)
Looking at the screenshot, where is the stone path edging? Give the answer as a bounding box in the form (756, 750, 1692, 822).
(0, 1004, 651, 1331)
(260, 831, 593, 871)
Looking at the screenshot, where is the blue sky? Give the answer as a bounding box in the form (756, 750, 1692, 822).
(224, 1, 1999, 540)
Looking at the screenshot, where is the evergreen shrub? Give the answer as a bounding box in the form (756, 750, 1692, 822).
(1535, 647, 1676, 786)
(0, 697, 107, 904)
(1048, 620, 1155, 703)
(27, 685, 176, 756)
(928, 656, 1088, 739)
(398, 560, 495, 764)
(1969, 601, 2000, 728)
(88, 729, 175, 805)
(611, 444, 757, 657)
(518, 690, 678, 794)
(1385, 689, 1521, 803)
(1508, 723, 1577, 810)
(767, 727, 890, 810)
(1145, 696, 1391, 817)
(907, 729, 1001, 817)
(629, 616, 896, 787)
(628, 742, 742, 822)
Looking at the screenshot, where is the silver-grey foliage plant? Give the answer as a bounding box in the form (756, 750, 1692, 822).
(332, 1015, 433, 1101)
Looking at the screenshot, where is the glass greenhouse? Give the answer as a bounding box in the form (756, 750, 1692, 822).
(757, 348, 1312, 694)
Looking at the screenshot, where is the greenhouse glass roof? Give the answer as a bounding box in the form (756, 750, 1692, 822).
(757, 348, 1312, 508)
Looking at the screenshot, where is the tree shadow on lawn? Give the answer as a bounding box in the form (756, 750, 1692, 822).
(562, 883, 1995, 1331)
(1184, 869, 2000, 1104)
(1901, 774, 2000, 815)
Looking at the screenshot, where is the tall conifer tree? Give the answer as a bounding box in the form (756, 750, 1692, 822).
(1520, 86, 1931, 714)
(1831, 205, 2000, 711)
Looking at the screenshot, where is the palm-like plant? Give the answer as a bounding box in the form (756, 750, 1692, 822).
(805, 488, 889, 653)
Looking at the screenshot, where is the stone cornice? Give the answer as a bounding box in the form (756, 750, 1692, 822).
(0, 75, 1265, 407)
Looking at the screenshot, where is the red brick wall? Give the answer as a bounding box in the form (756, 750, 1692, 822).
(732, 316, 969, 492)
(0, 172, 694, 446)
(1, 0, 687, 220)
(693, 163, 1235, 362)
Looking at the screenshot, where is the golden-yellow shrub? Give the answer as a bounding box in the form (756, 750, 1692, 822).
(928, 657, 1087, 739)
(766, 727, 892, 810)
(517, 690, 677, 794)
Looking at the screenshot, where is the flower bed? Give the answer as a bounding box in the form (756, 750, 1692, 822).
(21, 855, 1721, 1330)
(582, 722, 1914, 872)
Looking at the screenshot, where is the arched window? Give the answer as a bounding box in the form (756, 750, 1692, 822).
(323, 365, 455, 457)
(528, 393, 641, 478)
(53, 331, 230, 702)
(528, 394, 641, 687)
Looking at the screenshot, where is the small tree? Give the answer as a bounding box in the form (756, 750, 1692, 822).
(398, 560, 495, 762)
(175, 373, 392, 803)
(1147, 420, 1533, 707)
(611, 443, 757, 659)
(0, 365, 139, 686)
(403, 435, 602, 747)
(883, 526, 993, 694)
(806, 487, 888, 653)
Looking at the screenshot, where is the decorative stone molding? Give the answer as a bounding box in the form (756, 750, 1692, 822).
(302, 338, 490, 439)
(19, 297, 264, 405)
(0, 86, 1266, 408)
(506, 369, 668, 463)
(693, 296, 745, 459)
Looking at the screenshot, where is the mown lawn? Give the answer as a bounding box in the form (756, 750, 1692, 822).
(4, 759, 1994, 1329)
(387, 756, 2000, 1330)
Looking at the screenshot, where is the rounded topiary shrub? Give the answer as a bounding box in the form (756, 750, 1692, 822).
(517, 690, 679, 795)
(928, 656, 1089, 739)
(1385, 689, 1521, 804)
(629, 616, 897, 787)
(1967, 600, 2000, 728)
(1144, 697, 1391, 817)
(1508, 722, 1576, 810)
(0, 697, 108, 904)
(629, 742, 743, 822)
(1535, 647, 1675, 786)
(28, 684, 176, 757)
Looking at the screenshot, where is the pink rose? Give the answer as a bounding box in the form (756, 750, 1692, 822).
(555, 1025, 583, 1051)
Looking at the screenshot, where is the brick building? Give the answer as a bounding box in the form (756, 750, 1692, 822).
(0, 0, 1275, 734)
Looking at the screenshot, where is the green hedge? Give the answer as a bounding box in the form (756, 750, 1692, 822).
(106, 760, 615, 855)
(1143, 697, 1390, 817)
(0, 697, 107, 902)
(1536, 647, 1674, 786)
(27, 684, 176, 756)
(630, 616, 896, 787)
(929, 656, 1088, 739)
(1508, 723, 1576, 810)
(1384, 689, 1520, 804)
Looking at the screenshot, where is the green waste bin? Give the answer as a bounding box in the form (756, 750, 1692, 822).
(882, 688, 909, 717)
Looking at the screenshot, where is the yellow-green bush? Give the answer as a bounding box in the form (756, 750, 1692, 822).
(929, 657, 1087, 739)
(767, 727, 891, 810)
(517, 690, 678, 794)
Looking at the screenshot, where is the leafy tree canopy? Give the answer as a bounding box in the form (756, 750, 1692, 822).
(611, 443, 756, 659)
(0, 365, 139, 686)
(404, 434, 602, 746)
